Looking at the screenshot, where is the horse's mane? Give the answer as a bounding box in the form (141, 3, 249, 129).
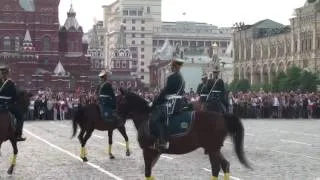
(126, 92, 151, 113)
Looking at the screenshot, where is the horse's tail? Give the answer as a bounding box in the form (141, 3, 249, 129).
(72, 107, 83, 138)
(224, 114, 252, 169)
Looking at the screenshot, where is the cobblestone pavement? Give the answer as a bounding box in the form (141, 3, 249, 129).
(0, 119, 319, 180)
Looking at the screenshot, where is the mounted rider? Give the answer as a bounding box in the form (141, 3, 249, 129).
(205, 66, 228, 113)
(96, 70, 120, 125)
(0, 63, 26, 141)
(196, 73, 209, 108)
(151, 58, 185, 150)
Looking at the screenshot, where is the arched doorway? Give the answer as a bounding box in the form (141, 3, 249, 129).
(262, 64, 269, 84)
(254, 65, 261, 84)
(270, 63, 276, 81)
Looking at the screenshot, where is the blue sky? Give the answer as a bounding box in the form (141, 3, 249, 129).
(59, 0, 306, 32)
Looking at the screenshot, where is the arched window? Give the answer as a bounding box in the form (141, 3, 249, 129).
(15, 36, 20, 51)
(3, 36, 11, 51)
(43, 36, 51, 51)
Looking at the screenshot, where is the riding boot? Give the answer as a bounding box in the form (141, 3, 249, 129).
(157, 122, 168, 150)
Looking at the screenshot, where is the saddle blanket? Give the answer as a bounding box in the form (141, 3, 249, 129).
(150, 111, 194, 137)
(99, 104, 114, 123)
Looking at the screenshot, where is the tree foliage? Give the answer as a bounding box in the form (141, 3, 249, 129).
(228, 66, 319, 92)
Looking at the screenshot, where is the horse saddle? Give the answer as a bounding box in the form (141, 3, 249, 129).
(150, 111, 195, 137)
(98, 102, 115, 123)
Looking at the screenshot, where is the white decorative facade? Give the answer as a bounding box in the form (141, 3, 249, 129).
(233, 0, 320, 84)
(102, 0, 233, 86)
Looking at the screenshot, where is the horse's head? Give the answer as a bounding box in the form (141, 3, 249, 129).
(16, 90, 32, 114)
(117, 88, 151, 120)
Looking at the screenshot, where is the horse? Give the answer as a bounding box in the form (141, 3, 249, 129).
(0, 90, 32, 174)
(117, 89, 251, 180)
(71, 97, 131, 162)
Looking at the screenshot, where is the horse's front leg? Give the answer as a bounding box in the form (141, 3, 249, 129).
(107, 130, 115, 159)
(209, 151, 221, 180)
(143, 149, 160, 180)
(7, 138, 18, 175)
(117, 125, 130, 156)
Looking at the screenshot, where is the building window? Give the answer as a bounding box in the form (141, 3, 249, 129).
(153, 48, 156, 52)
(123, 10, 128, 16)
(3, 36, 11, 51)
(141, 68, 144, 72)
(132, 26, 135, 31)
(129, 10, 137, 16)
(123, 26, 126, 30)
(123, 19, 126, 23)
(138, 10, 143, 16)
(132, 19, 136, 24)
(141, 41, 145, 45)
(141, 61, 144, 66)
(132, 33, 136, 38)
(141, 54, 145, 59)
(141, 27, 145, 31)
(141, 47, 144, 52)
(120, 81, 125, 87)
(43, 36, 51, 51)
(116, 61, 120, 68)
(147, 7, 150, 14)
(141, 34, 145, 38)
(141, 20, 145, 24)
(141, 75, 144, 80)
(122, 61, 126, 68)
(132, 40, 135, 44)
(15, 36, 20, 51)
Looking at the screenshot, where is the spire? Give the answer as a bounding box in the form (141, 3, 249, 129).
(116, 24, 126, 48)
(21, 29, 35, 52)
(67, 3, 76, 17)
(63, 3, 81, 31)
(54, 61, 66, 76)
(89, 24, 99, 49)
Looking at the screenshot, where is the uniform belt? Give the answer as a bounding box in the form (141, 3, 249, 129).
(100, 95, 111, 98)
(211, 91, 221, 93)
(165, 95, 182, 100)
(0, 96, 12, 100)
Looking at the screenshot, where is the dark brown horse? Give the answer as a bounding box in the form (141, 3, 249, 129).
(117, 89, 251, 180)
(71, 99, 130, 162)
(0, 90, 32, 174)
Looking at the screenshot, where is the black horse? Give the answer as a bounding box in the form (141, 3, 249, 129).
(71, 98, 130, 161)
(0, 90, 32, 174)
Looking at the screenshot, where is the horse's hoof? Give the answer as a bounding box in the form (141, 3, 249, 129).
(82, 157, 88, 162)
(126, 150, 131, 156)
(109, 154, 115, 159)
(7, 165, 14, 175)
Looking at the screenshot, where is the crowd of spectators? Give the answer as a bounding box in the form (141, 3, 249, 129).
(26, 88, 320, 121)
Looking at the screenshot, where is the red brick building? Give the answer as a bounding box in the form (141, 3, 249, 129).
(0, 0, 95, 92)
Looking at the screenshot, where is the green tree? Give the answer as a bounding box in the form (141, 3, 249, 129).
(272, 71, 287, 92)
(299, 70, 318, 92)
(229, 79, 251, 92)
(286, 66, 302, 91)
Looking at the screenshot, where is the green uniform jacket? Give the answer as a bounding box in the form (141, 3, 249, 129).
(97, 81, 116, 109)
(207, 78, 228, 109)
(154, 71, 185, 106)
(0, 79, 17, 104)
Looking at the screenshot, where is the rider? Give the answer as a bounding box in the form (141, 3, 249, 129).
(151, 58, 185, 150)
(96, 70, 119, 125)
(0, 64, 26, 141)
(206, 66, 228, 113)
(196, 73, 209, 106)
